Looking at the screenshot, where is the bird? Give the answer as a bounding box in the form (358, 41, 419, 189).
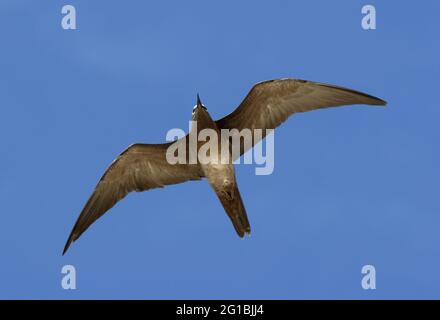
(63, 78, 386, 254)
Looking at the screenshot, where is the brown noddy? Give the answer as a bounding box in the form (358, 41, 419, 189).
(63, 78, 386, 254)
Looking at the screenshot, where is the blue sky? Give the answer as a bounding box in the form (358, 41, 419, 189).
(0, 0, 439, 299)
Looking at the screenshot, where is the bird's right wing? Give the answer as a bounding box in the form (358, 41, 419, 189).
(63, 141, 203, 254)
(216, 78, 387, 158)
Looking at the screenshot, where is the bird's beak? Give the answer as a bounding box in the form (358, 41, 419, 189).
(196, 93, 203, 109)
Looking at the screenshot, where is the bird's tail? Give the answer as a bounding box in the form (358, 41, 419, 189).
(216, 185, 251, 237)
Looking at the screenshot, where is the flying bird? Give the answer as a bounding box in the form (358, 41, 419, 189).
(63, 78, 386, 254)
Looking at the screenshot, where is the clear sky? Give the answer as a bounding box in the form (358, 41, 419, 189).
(0, 0, 439, 299)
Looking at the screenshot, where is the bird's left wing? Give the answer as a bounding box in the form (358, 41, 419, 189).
(63, 142, 202, 254)
(216, 78, 387, 158)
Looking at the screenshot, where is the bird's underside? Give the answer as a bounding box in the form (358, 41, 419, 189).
(63, 78, 386, 254)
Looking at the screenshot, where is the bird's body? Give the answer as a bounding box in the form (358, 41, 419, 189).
(63, 78, 386, 254)
(193, 96, 251, 237)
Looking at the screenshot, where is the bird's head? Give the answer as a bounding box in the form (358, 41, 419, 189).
(192, 94, 208, 120)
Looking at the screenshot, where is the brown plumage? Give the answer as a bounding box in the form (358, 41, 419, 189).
(216, 79, 386, 157)
(63, 78, 386, 254)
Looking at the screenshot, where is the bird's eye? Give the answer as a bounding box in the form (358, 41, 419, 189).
(192, 105, 207, 113)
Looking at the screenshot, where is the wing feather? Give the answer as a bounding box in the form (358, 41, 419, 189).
(63, 142, 202, 254)
(216, 78, 387, 157)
